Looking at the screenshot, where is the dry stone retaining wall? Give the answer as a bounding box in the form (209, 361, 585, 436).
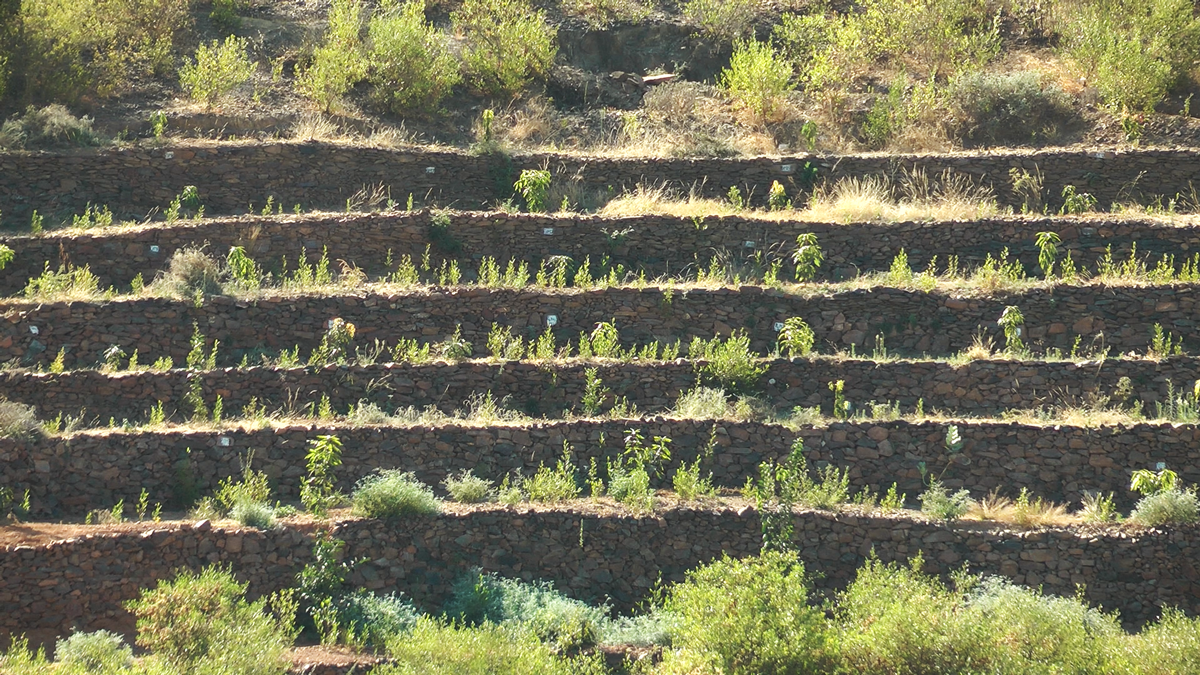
(1, 355, 1197, 431)
(2, 144, 1198, 223)
(0, 284, 1197, 368)
(1, 211, 1195, 295)
(4, 417, 1197, 517)
(3, 509, 1198, 650)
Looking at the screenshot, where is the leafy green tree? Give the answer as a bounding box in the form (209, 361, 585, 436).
(719, 38, 795, 122)
(180, 36, 256, 108)
(452, 0, 556, 97)
(297, 0, 369, 112)
(368, 1, 461, 113)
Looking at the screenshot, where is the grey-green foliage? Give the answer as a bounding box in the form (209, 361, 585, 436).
(0, 398, 45, 440)
(0, 104, 98, 150)
(1131, 488, 1199, 526)
(352, 470, 441, 518)
(682, 0, 757, 41)
(332, 589, 421, 649)
(444, 570, 608, 653)
(598, 610, 677, 648)
(949, 71, 1075, 145)
(230, 500, 277, 529)
(368, 1, 461, 112)
(443, 469, 494, 503)
(55, 630, 134, 672)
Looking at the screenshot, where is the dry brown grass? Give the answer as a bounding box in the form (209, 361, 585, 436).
(290, 113, 350, 142)
(968, 488, 1073, 527)
(596, 184, 742, 218)
(597, 171, 999, 223)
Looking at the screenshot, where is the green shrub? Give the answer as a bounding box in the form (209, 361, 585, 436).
(55, 630, 133, 672)
(608, 461, 653, 512)
(791, 233, 824, 281)
(838, 558, 1124, 672)
(179, 36, 256, 108)
(837, 557, 985, 671)
(515, 169, 552, 213)
(0, 105, 98, 149)
(451, 0, 557, 97)
(213, 456, 272, 514)
(1123, 608, 1200, 672)
(296, 0, 369, 111)
(688, 330, 766, 393)
(777, 317, 815, 357)
(301, 434, 344, 517)
(444, 570, 608, 653)
(443, 469, 494, 503)
(525, 451, 580, 502)
(949, 71, 1075, 146)
(1056, 0, 1200, 112)
(919, 480, 973, 520)
(382, 618, 606, 675)
(12, 0, 190, 103)
(665, 551, 836, 674)
(129, 566, 291, 675)
(24, 263, 103, 300)
(210, 0, 243, 32)
(1131, 489, 1199, 526)
(718, 39, 795, 122)
(224, 247, 263, 291)
(368, 1, 461, 113)
(673, 458, 717, 501)
(352, 470, 441, 518)
(682, 0, 757, 40)
(0, 399, 45, 441)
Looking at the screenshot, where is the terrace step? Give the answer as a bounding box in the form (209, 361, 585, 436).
(9, 417, 1196, 517)
(2, 506, 1196, 649)
(2, 355, 1196, 429)
(2, 144, 1198, 220)
(2, 211, 1195, 295)
(0, 284, 1197, 368)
